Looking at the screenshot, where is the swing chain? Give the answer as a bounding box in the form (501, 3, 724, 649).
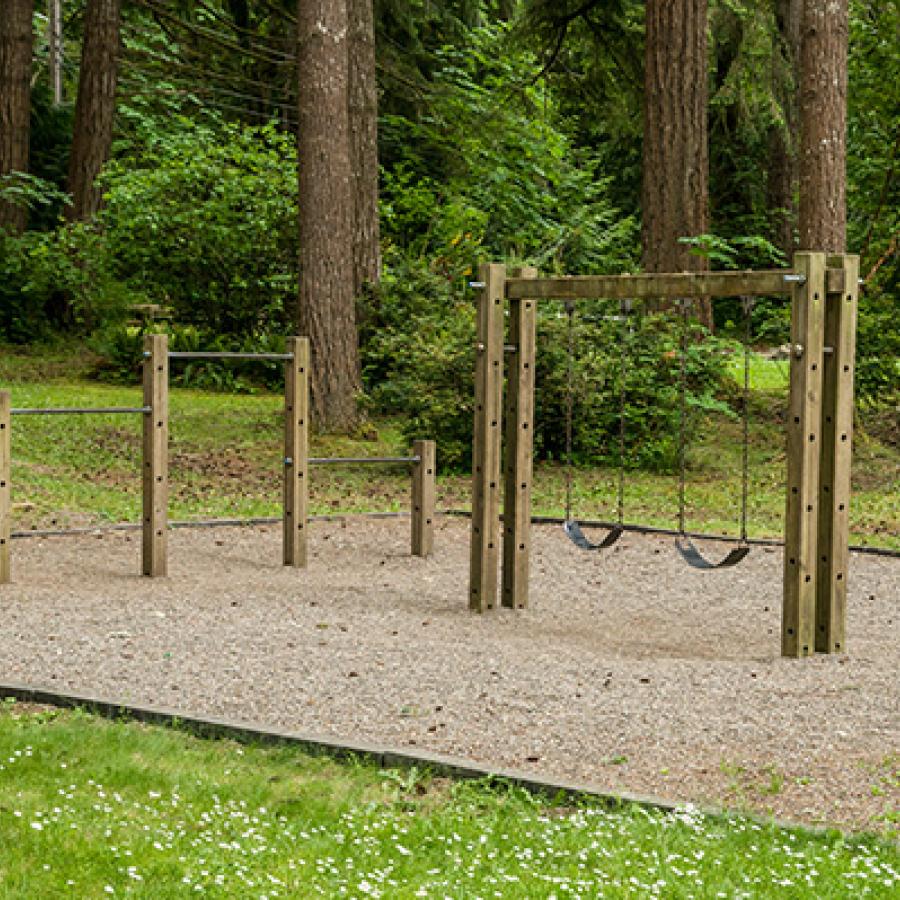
(677, 297, 691, 536)
(617, 298, 632, 526)
(564, 299, 575, 522)
(740, 295, 754, 544)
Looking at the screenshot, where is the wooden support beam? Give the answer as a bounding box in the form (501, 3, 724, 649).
(816, 254, 858, 653)
(284, 337, 309, 567)
(411, 439, 436, 557)
(142, 335, 169, 577)
(0, 392, 10, 584)
(502, 267, 537, 609)
(782, 253, 826, 657)
(469, 264, 506, 612)
(505, 267, 844, 300)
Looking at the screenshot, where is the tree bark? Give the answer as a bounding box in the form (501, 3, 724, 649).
(766, 0, 801, 259)
(66, 0, 121, 223)
(296, 0, 361, 430)
(798, 0, 848, 252)
(641, 0, 712, 328)
(347, 0, 380, 298)
(0, 0, 33, 234)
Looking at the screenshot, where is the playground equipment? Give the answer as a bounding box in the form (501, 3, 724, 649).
(469, 252, 859, 659)
(0, 335, 436, 582)
(673, 296, 752, 570)
(560, 298, 627, 552)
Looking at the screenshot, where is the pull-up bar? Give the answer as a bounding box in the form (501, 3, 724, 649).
(306, 455, 420, 465)
(11, 406, 150, 416)
(165, 351, 294, 361)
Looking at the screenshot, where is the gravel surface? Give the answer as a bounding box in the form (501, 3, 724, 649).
(2, 516, 897, 832)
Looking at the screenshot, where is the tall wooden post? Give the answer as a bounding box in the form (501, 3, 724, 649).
(469, 264, 506, 612)
(502, 267, 537, 609)
(782, 252, 826, 657)
(284, 336, 309, 567)
(0, 392, 10, 584)
(411, 439, 436, 557)
(142, 334, 168, 577)
(816, 253, 858, 653)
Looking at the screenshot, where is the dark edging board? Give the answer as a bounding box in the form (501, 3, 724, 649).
(0, 681, 839, 838)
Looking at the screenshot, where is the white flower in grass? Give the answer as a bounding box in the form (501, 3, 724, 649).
(30, 822, 43, 831)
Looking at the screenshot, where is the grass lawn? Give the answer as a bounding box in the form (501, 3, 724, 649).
(0, 702, 897, 898)
(1, 345, 897, 550)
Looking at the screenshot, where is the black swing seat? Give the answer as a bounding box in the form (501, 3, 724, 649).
(564, 520, 625, 551)
(675, 536, 750, 570)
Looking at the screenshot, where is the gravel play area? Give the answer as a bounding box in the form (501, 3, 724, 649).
(2, 516, 897, 832)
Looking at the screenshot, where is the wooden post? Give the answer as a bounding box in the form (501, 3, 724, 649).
(782, 252, 826, 657)
(411, 439, 436, 557)
(142, 334, 168, 577)
(469, 263, 506, 612)
(0, 392, 10, 584)
(502, 266, 537, 609)
(284, 336, 309, 567)
(816, 253, 858, 653)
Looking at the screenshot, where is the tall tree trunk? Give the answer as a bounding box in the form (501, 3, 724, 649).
(66, 0, 121, 223)
(641, 0, 712, 328)
(798, 0, 848, 252)
(296, 0, 361, 430)
(0, 0, 33, 234)
(766, 0, 801, 259)
(347, 0, 380, 299)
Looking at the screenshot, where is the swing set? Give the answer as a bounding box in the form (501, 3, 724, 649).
(468, 252, 859, 659)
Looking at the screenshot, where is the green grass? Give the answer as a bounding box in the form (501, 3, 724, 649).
(1, 347, 897, 549)
(0, 702, 897, 898)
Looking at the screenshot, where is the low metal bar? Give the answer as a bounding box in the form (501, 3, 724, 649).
(166, 351, 293, 361)
(305, 456, 420, 466)
(11, 406, 150, 416)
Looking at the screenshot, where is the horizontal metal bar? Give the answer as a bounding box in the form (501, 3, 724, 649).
(307, 456, 420, 466)
(11, 511, 413, 540)
(11, 406, 150, 416)
(504, 268, 845, 301)
(166, 351, 293, 361)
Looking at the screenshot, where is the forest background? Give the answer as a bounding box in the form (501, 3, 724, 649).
(0, 0, 896, 476)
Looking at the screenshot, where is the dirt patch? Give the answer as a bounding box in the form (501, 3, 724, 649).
(1, 518, 897, 833)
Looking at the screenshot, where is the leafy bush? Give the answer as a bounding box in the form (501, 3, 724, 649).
(98, 117, 298, 336)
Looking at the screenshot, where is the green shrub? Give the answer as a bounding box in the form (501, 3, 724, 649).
(97, 117, 298, 336)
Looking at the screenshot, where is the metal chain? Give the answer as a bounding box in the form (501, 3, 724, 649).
(617, 299, 632, 526)
(740, 296, 754, 544)
(564, 300, 575, 522)
(677, 298, 690, 536)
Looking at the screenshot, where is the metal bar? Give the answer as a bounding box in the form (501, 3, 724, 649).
(11, 511, 412, 539)
(306, 456, 419, 465)
(11, 407, 150, 416)
(166, 351, 293, 361)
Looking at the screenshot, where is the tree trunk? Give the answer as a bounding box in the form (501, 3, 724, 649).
(798, 0, 848, 252)
(641, 0, 712, 328)
(66, 0, 121, 223)
(296, 0, 361, 430)
(0, 0, 33, 234)
(347, 0, 380, 299)
(766, 0, 801, 259)
(49, 0, 62, 106)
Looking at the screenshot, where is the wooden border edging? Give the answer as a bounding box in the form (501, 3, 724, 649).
(0, 680, 678, 815)
(0, 681, 854, 838)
